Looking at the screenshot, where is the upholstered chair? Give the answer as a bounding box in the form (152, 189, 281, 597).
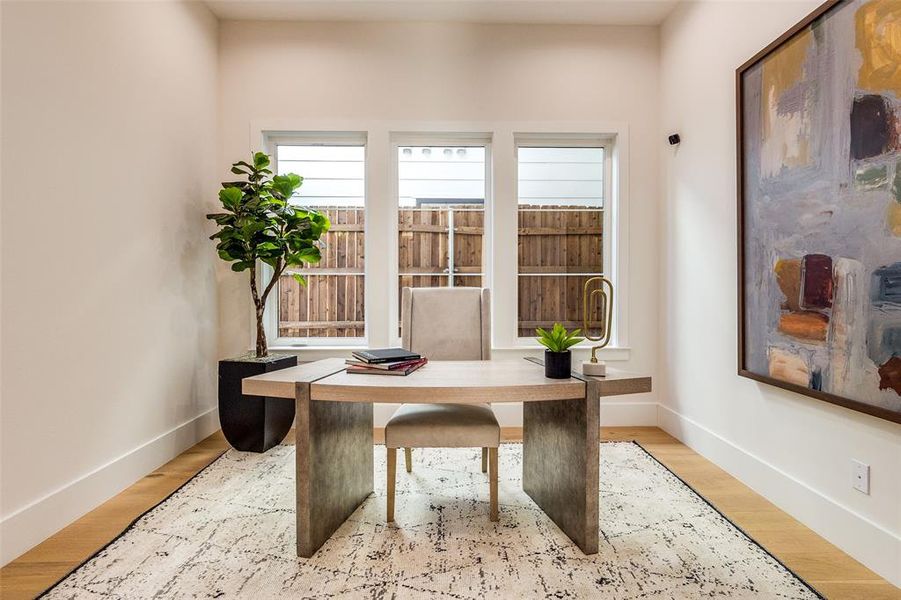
(385, 287, 500, 522)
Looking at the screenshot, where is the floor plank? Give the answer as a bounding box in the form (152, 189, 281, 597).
(1, 427, 897, 600)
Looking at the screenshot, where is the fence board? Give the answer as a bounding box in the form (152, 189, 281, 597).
(278, 205, 602, 339)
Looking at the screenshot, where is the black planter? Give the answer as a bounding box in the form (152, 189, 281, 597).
(544, 350, 572, 379)
(219, 354, 298, 453)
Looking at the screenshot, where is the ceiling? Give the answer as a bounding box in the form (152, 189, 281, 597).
(204, 0, 681, 26)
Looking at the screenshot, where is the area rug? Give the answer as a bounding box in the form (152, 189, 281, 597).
(43, 442, 821, 599)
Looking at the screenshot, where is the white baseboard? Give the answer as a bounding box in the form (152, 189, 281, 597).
(0, 407, 221, 567)
(599, 401, 659, 427)
(373, 402, 658, 428)
(658, 404, 901, 587)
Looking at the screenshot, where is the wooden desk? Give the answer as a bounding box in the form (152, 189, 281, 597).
(243, 358, 651, 558)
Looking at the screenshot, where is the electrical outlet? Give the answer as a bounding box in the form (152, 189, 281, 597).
(852, 459, 870, 495)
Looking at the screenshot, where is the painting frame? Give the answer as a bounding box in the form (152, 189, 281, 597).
(736, 0, 901, 425)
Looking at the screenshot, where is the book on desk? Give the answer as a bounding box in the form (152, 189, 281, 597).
(346, 348, 427, 376)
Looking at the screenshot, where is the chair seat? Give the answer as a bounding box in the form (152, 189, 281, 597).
(385, 403, 500, 449)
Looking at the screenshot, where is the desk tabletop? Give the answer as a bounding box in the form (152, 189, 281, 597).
(242, 358, 650, 403)
(311, 360, 584, 403)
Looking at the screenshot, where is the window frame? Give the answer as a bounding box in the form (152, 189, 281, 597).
(262, 131, 369, 347)
(389, 132, 493, 346)
(253, 121, 630, 361)
(512, 135, 615, 344)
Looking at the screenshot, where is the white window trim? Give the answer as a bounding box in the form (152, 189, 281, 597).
(389, 132, 493, 346)
(251, 120, 630, 361)
(491, 125, 630, 355)
(261, 131, 369, 347)
(510, 134, 615, 346)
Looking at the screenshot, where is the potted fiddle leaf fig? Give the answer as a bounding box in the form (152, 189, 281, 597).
(207, 152, 330, 452)
(536, 323, 583, 379)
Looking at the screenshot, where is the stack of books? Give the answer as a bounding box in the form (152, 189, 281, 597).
(346, 348, 428, 376)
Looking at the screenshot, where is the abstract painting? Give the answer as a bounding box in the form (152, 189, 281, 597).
(738, 0, 901, 423)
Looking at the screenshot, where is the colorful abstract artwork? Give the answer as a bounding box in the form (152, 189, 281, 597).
(738, 0, 901, 423)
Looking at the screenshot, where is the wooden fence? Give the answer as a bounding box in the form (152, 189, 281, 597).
(278, 206, 603, 339)
(279, 208, 365, 338)
(516, 207, 604, 337)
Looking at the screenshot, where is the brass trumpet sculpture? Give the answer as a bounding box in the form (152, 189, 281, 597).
(581, 276, 614, 376)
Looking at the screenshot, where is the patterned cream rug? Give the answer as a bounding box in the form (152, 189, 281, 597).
(43, 442, 821, 599)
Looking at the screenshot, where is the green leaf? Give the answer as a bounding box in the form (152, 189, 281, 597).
(307, 210, 330, 236)
(253, 152, 270, 170)
(210, 229, 238, 241)
(297, 246, 321, 263)
(231, 260, 255, 272)
(560, 336, 583, 351)
(535, 322, 581, 352)
(219, 187, 243, 210)
(221, 181, 250, 190)
(292, 273, 307, 287)
(240, 221, 267, 239)
(272, 173, 302, 199)
(206, 213, 236, 226)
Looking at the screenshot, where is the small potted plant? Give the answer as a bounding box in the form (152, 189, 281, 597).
(207, 152, 330, 452)
(536, 323, 584, 379)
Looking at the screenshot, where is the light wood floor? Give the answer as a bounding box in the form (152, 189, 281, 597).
(1, 427, 897, 600)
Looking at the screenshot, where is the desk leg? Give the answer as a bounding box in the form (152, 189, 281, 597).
(295, 382, 373, 558)
(522, 379, 599, 554)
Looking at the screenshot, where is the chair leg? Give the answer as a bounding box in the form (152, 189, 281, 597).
(489, 447, 498, 522)
(387, 447, 396, 522)
(481, 447, 488, 473)
(404, 448, 413, 473)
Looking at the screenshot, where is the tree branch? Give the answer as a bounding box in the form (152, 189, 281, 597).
(249, 265, 262, 310)
(259, 219, 291, 307)
(259, 258, 284, 306)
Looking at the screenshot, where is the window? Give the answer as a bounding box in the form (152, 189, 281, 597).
(260, 125, 623, 353)
(273, 141, 366, 340)
(396, 144, 487, 333)
(516, 145, 606, 338)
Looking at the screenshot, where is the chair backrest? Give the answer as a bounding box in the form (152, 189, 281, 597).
(401, 287, 490, 360)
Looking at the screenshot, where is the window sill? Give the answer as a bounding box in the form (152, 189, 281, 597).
(492, 346, 631, 362)
(266, 345, 367, 361)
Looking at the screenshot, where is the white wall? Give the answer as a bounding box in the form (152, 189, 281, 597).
(218, 20, 661, 426)
(659, 1, 901, 586)
(0, 1, 220, 565)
